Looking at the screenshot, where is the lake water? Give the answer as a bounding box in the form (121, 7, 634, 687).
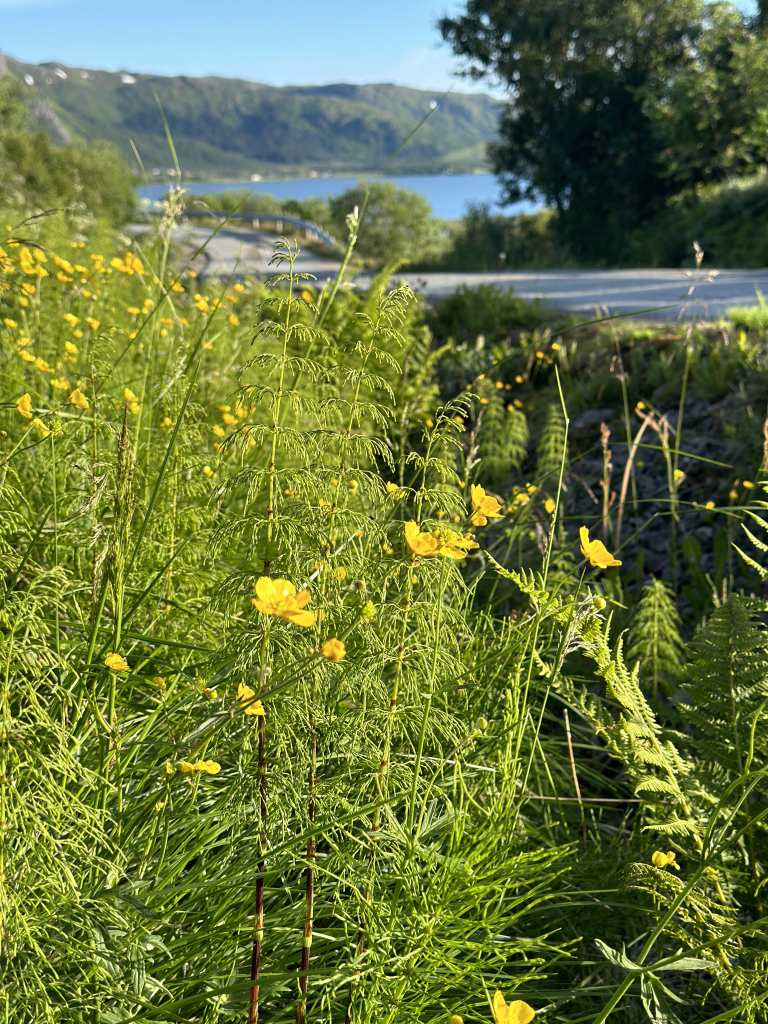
(138, 173, 538, 221)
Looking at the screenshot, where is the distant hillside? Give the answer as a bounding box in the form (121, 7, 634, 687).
(3, 57, 500, 179)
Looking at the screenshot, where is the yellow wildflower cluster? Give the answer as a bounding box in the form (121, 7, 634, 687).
(110, 252, 145, 276)
(17, 246, 49, 278)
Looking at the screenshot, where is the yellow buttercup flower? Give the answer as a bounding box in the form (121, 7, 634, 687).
(104, 652, 129, 672)
(320, 638, 346, 662)
(579, 527, 621, 569)
(203, 465, 214, 478)
(228, 314, 240, 326)
(405, 521, 479, 560)
(176, 759, 221, 775)
(470, 484, 503, 526)
(673, 469, 685, 485)
(651, 850, 680, 870)
(69, 388, 89, 410)
(744, 480, 755, 489)
(493, 990, 535, 1024)
(63, 313, 79, 327)
(51, 378, 70, 391)
(252, 577, 316, 626)
(237, 683, 265, 716)
(203, 686, 217, 700)
(544, 498, 555, 514)
(31, 418, 51, 437)
(124, 388, 139, 403)
(405, 520, 440, 557)
(15, 393, 32, 418)
(86, 317, 99, 331)
(705, 501, 715, 510)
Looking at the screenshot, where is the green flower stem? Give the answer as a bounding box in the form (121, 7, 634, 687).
(406, 555, 448, 839)
(264, 245, 296, 573)
(249, 625, 271, 1024)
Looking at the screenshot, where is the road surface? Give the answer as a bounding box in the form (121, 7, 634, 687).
(153, 223, 768, 320)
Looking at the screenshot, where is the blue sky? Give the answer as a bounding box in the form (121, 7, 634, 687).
(0, 0, 486, 91)
(0, 0, 758, 91)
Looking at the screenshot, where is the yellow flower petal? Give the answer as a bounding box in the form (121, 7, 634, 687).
(405, 520, 439, 556)
(493, 990, 535, 1024)
(104, 652, 129, 672)
(251, 577, 316, 626)
(69, 388, 89, 411)
(579, 527, 621, 569)
(15, 393, 32, 418)
(320, 638, 346, 662)
(237, 683, 265, 716)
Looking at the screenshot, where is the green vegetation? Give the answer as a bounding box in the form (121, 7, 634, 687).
(441, 0, 768, 265)
(188, 180, 449, 267)
(3, 161, 768, 1023)
(0, 74, 134, 226)
(5, 57, 498, 179)
(327, 180, 446, 267)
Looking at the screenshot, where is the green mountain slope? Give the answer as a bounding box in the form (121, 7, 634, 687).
(4, 57, 499, 179)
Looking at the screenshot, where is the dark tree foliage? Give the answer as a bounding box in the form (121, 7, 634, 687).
(439, 1, 768, 263)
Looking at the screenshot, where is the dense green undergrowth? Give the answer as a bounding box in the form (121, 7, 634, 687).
(1, 194, 768, 1024)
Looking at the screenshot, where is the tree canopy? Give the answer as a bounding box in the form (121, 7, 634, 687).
(329, 180, 446, 268)
(440, 1, 768, 262)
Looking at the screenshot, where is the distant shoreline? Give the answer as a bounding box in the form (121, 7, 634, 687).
(147, 168, 493, 185)
(137, 173, 535, 222)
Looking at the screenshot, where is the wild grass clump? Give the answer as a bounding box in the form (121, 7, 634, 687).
(1, 194, 768, 1024)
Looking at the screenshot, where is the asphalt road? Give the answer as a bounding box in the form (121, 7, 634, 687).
(161, 223, 768, 320)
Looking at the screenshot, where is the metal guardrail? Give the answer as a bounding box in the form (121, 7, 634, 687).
(180, 210, 336, 248)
